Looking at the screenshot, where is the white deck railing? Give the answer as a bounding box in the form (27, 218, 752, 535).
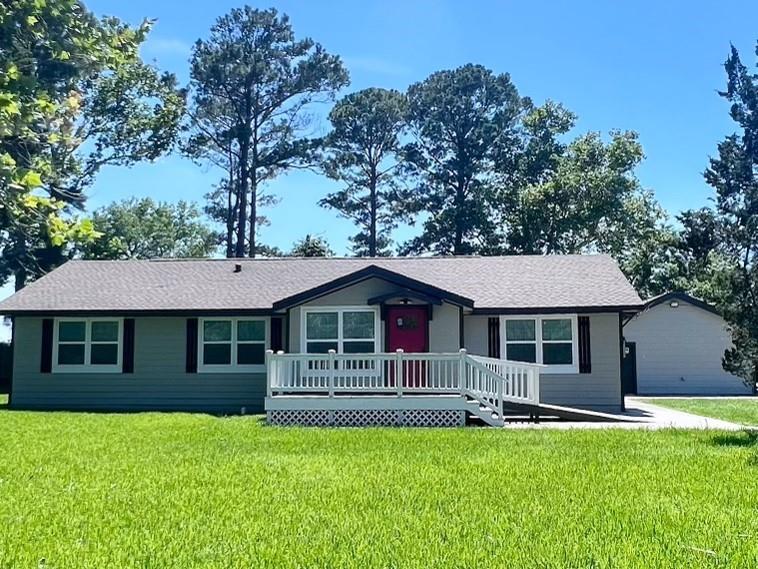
(266, 349, 541, 417)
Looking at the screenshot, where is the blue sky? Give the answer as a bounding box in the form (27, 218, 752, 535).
(1, 0, 757, 339)
(84, 0, 758, 248)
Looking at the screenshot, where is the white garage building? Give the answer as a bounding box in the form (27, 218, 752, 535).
(623, 292, 754, 396)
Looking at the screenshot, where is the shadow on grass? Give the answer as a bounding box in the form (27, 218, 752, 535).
(0, 398, 264, 419)
(710, 430, 758, 468)
(710, 430, 758, 448)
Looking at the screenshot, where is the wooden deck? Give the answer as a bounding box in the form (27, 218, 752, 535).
(265, 350, 541, 426)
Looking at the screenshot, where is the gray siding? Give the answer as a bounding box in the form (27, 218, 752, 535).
(464, 315, 490, 357)
(429, 303, 461, 353)
(12, 317, 266, 413)
(464, 312, 623, 412)
(11, 304, 624, 412)
(539, 313, 622, 411)
(625, 301, 751, 395)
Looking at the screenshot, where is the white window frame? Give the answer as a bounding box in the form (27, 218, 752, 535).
(500, 314, 579, 374)
(198, 317, 269, 373)
(300, 306, 381, 354)
(52, 317, 123, 374)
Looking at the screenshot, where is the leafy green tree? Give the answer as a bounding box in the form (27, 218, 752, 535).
(320, 88, 409, 256)
(640, 208, 730, 300)
(289, 234, 334, 257)
(401, 64, 528, 255)
(494, 111, 673, 295)
(185, 6, 349, 258)
(697, 44, 758, 389)
(0, 0, 184, 289)
(496, 101, 577, 197)
(502, 130, 648, 252)
(81, 198, 217, 260)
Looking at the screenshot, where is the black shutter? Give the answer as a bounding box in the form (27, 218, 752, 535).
(487, 317, 500, 358)
(271, 317, 284, 352)
(186, 318, 198, 373)
(578, 316, 591, 374)
(122, 319, 135, 373)
(40, 318, 53, 373)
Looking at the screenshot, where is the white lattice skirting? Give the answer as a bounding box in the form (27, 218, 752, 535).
(267, 409, 465, 427)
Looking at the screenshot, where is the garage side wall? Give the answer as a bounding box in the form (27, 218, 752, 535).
(624, 301, 751, 395)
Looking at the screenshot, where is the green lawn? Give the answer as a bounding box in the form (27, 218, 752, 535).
(0, 411, 756, 568)
(648, 398, 758, 426)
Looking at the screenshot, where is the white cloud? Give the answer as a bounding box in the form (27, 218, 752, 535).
(141, 37, 192, 59)
(343, 56, 412, 77)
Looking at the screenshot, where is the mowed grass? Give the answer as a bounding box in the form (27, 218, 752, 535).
(650, 398, 758, 426)
(0, 411, 757, 568)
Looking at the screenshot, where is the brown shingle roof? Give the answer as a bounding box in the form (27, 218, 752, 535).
(0, 255, 642, 314)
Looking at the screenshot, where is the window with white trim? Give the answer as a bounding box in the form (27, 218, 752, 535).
(303, 308, 378, 354)
(502, 315, 578, 373)
(53, 318, 122, 372)
(199, 318, 268, 371)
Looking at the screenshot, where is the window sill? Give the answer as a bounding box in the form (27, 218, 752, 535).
(197, 365, 266, 374)
(541, 365, 580, 375)
(52, 366, 122, 374)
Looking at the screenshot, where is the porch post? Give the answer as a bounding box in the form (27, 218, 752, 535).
(276, 350, 285, 392)
(328, 349, 336, 398)
(531, 367, 540, 404)
(497, 368, 504, 419)
(265, 350, 274, 398)
(395, 349, 404, 397)
(458, 348, 467, 392)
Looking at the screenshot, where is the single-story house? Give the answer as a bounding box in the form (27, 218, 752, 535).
(623, 292, 754, 396)
(0, 255, 644, 426)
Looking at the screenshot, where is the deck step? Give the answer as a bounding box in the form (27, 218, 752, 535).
(465, 405, 504, 427)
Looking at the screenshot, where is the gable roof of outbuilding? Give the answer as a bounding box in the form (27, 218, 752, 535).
(0, 254, 643, 315)
(643, 291, 721, 317)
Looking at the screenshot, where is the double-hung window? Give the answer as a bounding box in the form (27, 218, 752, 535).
(303, 308, 378, 354)
(53, 318, 122, 373)
(199, 318, 268, 372)
(502, 315, 578, 373)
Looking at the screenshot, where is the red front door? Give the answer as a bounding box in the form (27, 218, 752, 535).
(386, 306, 428, 387)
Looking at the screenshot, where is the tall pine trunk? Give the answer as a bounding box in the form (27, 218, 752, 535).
(248, 141, 259, 258)
(14, 268, 26, 292)
(369, 165, 378, 257)
(235, 97, 252, 258)
(225, 189, 234, 257)
(235, 137, 249, 258)
(224, 149, 235, 258)
(249, 179, 257, 258)
(453, 183, 464, 255)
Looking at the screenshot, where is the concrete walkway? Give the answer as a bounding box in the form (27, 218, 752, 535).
(503, 397, 744, 430)
(624, 397, 744, 429)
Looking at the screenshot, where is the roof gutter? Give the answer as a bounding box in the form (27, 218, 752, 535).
(470, 304, 644, 316)
(0, 308, 276, 317)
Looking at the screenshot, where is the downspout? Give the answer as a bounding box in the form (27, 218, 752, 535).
(8, 316, 14, 408)
(284, 308, 291, 353)
(618, 309, 642, 410)
(459, 306, 465, 349)
(618, 312, 625, 412)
